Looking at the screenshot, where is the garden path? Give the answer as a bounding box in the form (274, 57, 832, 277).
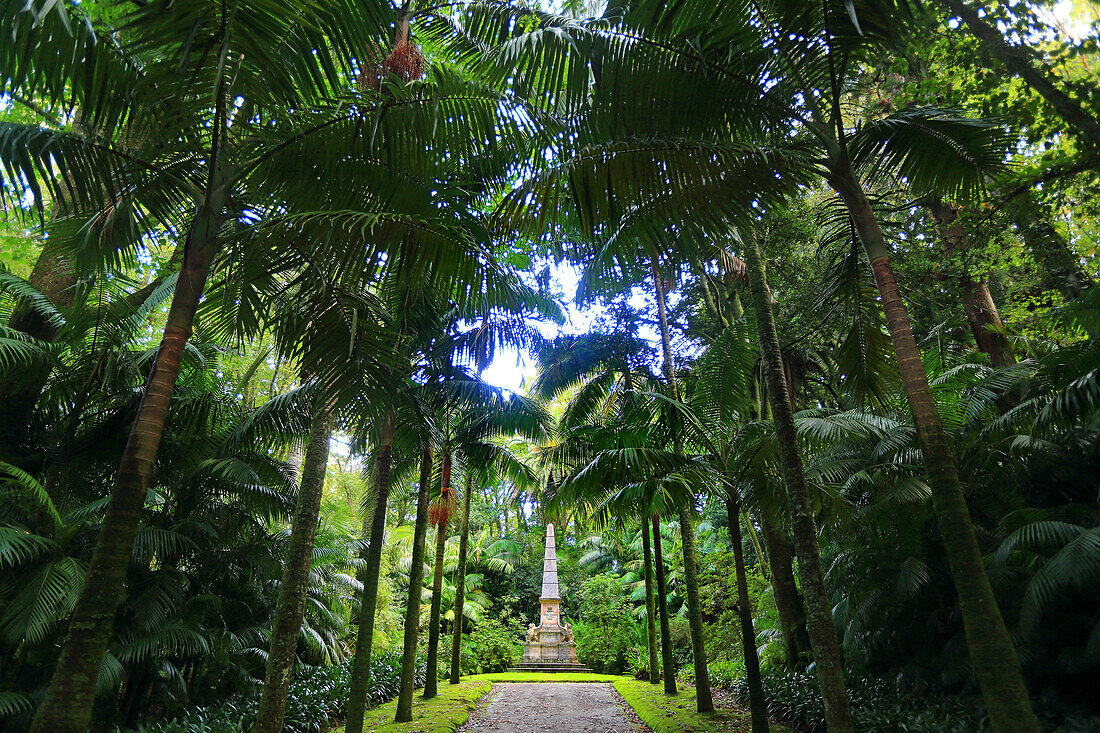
(460, 682, 648, 733)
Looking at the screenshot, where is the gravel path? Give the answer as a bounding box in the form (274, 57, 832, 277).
(459, 682, 649, 733)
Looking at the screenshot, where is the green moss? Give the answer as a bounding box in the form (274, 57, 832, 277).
(471, 671, 625, 683)
(613, 678, 793, 733)
(334, 680, 491, 733)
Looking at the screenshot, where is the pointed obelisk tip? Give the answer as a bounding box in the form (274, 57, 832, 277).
(546, 522, 554, 537)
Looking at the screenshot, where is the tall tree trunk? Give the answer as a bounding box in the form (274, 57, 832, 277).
(29, 208, 223, 733)
(424, 450, 451, 699)
(761, 516, 810, 670)
(449, 471, 474, 684)
(937, 0, 1100, 149)
(726, 496, 769, 733)
(344, 413, 395, 733)
(741, 229, 855, 733)
(641, 519, 660, 683)
(396, 446, 433, 722)
(650, 253, 712, 712)
(252, 408, 334, 733)
(827, 169, 1039, 733)
(652, 515, 677, 695)
(678, 508, 714, 713)
(927, 198, 1015, 368)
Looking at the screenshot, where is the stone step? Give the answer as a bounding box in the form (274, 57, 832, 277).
(508, 664, 594, 673)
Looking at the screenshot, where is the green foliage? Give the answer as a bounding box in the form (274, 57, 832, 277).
(707, 658, 746, 690)
(460, 617, 522, 674)
(732, 669, 992, 733)
(574, 574, 638, 674)
(133, 653, 424, 733)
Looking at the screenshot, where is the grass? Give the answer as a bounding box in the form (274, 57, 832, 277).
(613, 678, 794, 733)
(332, 680, 491, 733)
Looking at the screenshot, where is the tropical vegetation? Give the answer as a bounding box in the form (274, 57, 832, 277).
(1, 0, 1098, 732)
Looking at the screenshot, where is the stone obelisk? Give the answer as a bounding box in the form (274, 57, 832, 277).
(514, 523, 585, 670)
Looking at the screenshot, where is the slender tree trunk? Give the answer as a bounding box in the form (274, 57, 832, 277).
(937, 0, 1100, 149)
(726, 496, 769, 733)
(678, 508, 714, 713)
(650, 252, 711, 712)
(831, 169, 1039, 733)
(344, 413, 395, 733)
(396, 446, 432, 722)
(29, 208, 223, 733)
(761, 516, 810, 670)
(424, 520, 447, 698)
(927, 198, 1015, 368)
(652, 515, 677, 695)
(252, 408, 334, 733)
(449, 471, 474, 684)
(741, 229, 855, 733)
(641, 519, 661, 683)
(424, 450, 451, 699)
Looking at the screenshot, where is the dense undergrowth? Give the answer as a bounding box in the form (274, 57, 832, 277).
(131, 653, 424, 733)
(729, 669, 1099, 733)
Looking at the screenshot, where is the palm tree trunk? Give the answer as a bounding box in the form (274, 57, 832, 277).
(449, 471, 474, 683)
(253, 407, 335, 733)
(29, 216, 222, 733)
(641, 519, 660, 683)
(396, 445, 433, 722)
(344, 413, 395, 733)
(741, 229, 855, 733)
(678, 508, 714, 713)
(831, 169, 1038, 733)
(652, 515, 677, 695)
(726, 496, 769, 733)
(650, 252, 711, 712)
(424, 450, 451, 699)
(424, 521, 447, 698)
(761, 516, 810, 670)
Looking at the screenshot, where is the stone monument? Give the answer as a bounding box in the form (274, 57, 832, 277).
(511, 523, 589, 672)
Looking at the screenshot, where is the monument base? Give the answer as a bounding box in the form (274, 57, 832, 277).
(512, 622, 590, 672)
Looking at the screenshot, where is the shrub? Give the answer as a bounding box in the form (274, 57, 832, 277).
(731, 668, 990, 733)
(461, 617, 523, 674)
(708, 658, 746, 689)
(133, 652, 424, 733)
(574, 575, 638, 674)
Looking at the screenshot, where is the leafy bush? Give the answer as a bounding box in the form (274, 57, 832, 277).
(732, 668, 990, 733)
(461, 617, 523, 674)
(708, 658, 746, 689)
(133, 652, 424, 733)
(574, 574, 638, 674)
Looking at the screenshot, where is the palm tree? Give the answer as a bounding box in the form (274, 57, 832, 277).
(487, 2, 1036, 726)
(648, 249, 713, 713)
(395, 443, 433, 722)
(738, 229, 854, 732)
(253, 407, 335, 733)
(0, 4, 531, 728)
(448, 388, 550, 684)
(533, 332, 674, 688)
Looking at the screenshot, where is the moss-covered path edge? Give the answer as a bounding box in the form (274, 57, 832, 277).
(333, 673, 783, 733)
